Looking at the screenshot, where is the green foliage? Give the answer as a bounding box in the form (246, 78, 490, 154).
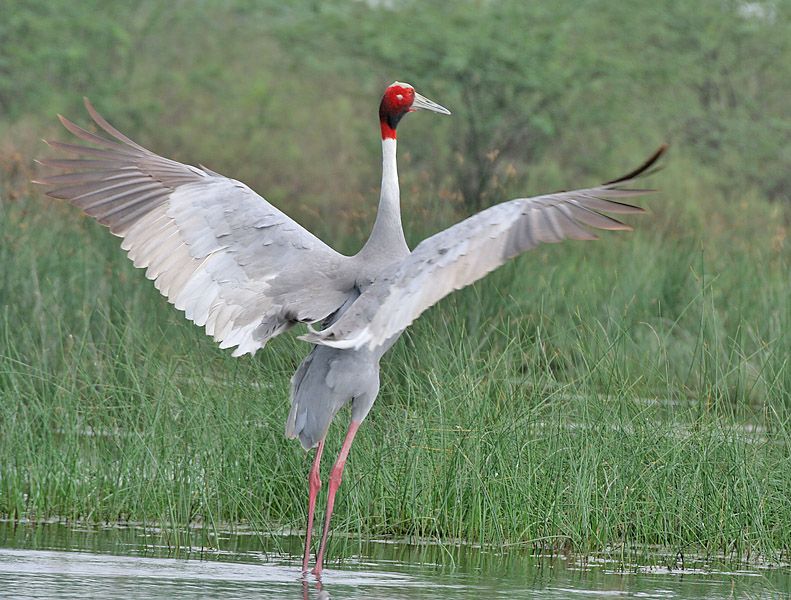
(0, 0, 136, 119)
(271, 0, 791, 208)
(0, 0, 790, 563)
(1, 178, 789, 558)
(2, 1, 789, 219)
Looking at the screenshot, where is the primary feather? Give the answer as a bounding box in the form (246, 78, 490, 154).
(37, 99, 354, 357)
(301, 145, 666, 351)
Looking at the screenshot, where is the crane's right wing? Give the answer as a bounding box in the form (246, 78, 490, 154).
(36, 99, 354, 357)
(301, 146, 666, 351)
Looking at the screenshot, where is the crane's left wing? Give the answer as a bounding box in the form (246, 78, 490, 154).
(36, 99, 354, 357)
(301, 146, 666, 351)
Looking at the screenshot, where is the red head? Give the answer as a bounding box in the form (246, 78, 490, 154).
(379, 81, 451, 140)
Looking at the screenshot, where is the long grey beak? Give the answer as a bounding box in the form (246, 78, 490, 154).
(412, 91, 451, 115)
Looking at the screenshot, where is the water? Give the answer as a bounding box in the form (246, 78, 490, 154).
(0, 522, 788, 598)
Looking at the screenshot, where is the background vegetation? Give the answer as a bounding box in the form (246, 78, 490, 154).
(1, 0, 789, 564)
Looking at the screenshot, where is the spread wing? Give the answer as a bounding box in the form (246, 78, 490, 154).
(301, 146, 666, 351)
(36, 98, 354, 357)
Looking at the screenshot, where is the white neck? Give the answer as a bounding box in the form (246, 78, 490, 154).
(360, 138, 408, 257)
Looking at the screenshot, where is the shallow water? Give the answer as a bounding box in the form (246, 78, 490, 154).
(0, 522, 788, 599)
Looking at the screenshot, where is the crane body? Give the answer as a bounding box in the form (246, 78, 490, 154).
(36, 81, 665, 576)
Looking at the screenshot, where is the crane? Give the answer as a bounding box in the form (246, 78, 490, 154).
(36, 81, 665, 576)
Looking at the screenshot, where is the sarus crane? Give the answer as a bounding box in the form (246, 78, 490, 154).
(36, 81, 665, 576)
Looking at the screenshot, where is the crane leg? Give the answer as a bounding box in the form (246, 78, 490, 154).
(311, 419, 361, 576)
(302, 439, 325, 574)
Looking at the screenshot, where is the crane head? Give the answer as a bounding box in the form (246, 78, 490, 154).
(379, 81, 450, 140)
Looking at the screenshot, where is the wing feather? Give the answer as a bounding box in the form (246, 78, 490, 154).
(302, 146, 667, 350)
(36, 99, 354, 356)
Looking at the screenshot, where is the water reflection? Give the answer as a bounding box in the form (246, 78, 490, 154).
(301, 578, 330, 600)
(0, 521, 788, 599)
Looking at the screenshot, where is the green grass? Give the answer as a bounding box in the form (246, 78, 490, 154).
(1, 168, 789, 565)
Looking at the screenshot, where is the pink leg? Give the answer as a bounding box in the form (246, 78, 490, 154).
(302, 440, 325, 574)
(312, 420, 361, 576)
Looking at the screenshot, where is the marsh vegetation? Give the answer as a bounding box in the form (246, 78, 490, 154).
(1, 0, 789, 565)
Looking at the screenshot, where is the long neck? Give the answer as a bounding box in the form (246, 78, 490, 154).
(360, 138, 408, 257)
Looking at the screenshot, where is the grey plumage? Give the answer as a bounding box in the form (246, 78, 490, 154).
(300, 153, 664, 352)
(37, 98, 664, 448)
(287, 344, 381, 449)
(37, 85, 664, 574)
(40, 101, 353, 360)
